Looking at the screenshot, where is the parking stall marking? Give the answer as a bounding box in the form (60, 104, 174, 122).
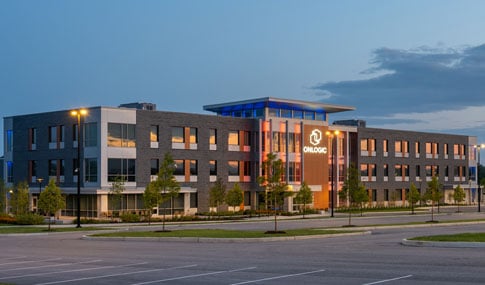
(0, 257, 62, 266)
(361, 275, 413, 285)
(0, 259, 102, 273)
(1, 256, 27, 261)
(131, 267, 257, 285)
(33, 264, 198, 285)
(0, 260, 140, 281)
(229, 269, 327, 285)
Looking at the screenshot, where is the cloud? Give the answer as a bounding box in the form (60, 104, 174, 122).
(313, 44, 485, 141)
(314, 44, 485, 115)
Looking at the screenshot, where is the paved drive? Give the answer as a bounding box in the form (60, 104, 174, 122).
(1, 208, 485, 284)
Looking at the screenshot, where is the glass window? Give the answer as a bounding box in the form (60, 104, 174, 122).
(60, 159, 65, 176)
(383, 164, 389, 176)
(150, 159, 159, 175)
(395, 141, 402, 153)
(7, 161, 13, 183)
(6, 130, 13, 152)
(108, 123, 122, 147)
(85, 158, 97, 182)
(293, 110, 303, 119)
(49, 126, 57, 143)
(150, 125, 158, 142)
(360, 164, 368, 176)
(172, 127, 184, 143)
(60, 125, 65, 143)
(84, 123, 97, 147)
(315, 113, 325, 121)
(189, 127, 197, 143)
(416, 165, 420, 177)
(281, 109, 292, 118)
(395, 164, 402, 177)
(360, 139, 368, 151)
(403, 141, 409, 153)
(30, 160, 37, 177)
(209, 129, 217, 144)
(415, 142, 420, 154)
(30, 128, 37, 146)
(304, 111, 315, 120)
(370, 164, 376, 176)
(73, 124, 78, 142)
(228, 131, 239, 145)
(383, 140, 388, 152)
(243, 109, 253, 118)
(190, 160, 198, 175)
(254, 109, 264, 117)
(108, 158, 136, 182)
(273, 132, 280, 152)
(268, 108, 280, 117)
(174, 159, 184, 175)
(209, 160, 217, 176)
(125, 124, 136, 147)
(49, 160, 57, 176)
(228, 161, 239, 176)
(190, 193, 198, 208)
(384, 189, 389, 201)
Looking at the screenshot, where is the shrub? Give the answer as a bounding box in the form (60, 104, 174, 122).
(120, 213, 140, 223)
(15, 213, 45, 225)
(0, 214, 16, 224)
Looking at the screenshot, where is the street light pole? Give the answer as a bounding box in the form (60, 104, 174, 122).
(37, 177, 44, 194)
(477, 144, 484, 212)
(71, 109, 87, 228)
(326, 130, 339, 217)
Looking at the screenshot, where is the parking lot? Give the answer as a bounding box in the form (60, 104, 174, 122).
(1, 211, 485, 284)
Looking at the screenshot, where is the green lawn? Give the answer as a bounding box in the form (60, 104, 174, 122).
(410, 232, 485, 242)
(0, 226, 108, 234)
(93, 228, 358, 238)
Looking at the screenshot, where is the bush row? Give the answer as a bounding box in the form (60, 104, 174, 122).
(0, 213, 45, 225)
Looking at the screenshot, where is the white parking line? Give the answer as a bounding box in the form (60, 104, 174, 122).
(0, 258, 62, 266)
(0, 259, 102, 272)
(362, 275, 413, 285)
(229, 269, 326, 285)
(131, 267, 257, 285)
(33, 264, 198, 285)
(1, 256, 27, 261)
(0, 261, 148, 280)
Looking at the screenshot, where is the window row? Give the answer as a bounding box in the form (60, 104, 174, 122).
(361, 138, 468, 160)
(360, 163, 469, 182)
(26, 123, 98, 151)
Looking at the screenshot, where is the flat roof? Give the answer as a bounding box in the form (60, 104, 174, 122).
(203, 97, 355, 114)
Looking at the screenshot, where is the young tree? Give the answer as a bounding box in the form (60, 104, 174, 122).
(423, 176, 443, 222)
(453, 184, 466, 213)
(257, 152, 290, 233)
(152, 152, 180, 231)
(143, 182, 160, 225)
(0, 179, 7, 214)
(109, 176, 125, 220)
(10, 181, 30, 215)
(209, 177, 226, 215)
(407, 183, 421, 215)
(38, 179, 66, 231)
(225, 183, 243, 213)
(339, 164, 367, 226)
(295, 181, 313, 218)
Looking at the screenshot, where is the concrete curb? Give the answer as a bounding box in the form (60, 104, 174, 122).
(401, 238, 485, 248)
(82, 231, 371, 243)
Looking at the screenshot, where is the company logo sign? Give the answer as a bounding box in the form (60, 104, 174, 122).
(303, 129, 328, 154)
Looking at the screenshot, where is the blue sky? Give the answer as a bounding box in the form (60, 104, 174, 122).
(2, 0, 485, 154)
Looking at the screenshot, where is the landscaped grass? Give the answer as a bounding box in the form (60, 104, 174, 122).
(0, 226, 108, 234)
(410, 232, 485, 242)
(93, 228, 357, 238)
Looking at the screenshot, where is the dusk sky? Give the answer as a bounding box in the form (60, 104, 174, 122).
(2, 1, 485, 154)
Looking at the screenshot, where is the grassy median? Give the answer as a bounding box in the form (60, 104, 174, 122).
(92, 228, 358, 238)
(410, 232, 485, 242)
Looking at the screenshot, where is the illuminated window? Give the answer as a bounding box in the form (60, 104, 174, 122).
(150, 125, 159, 142)
(228, 131, 239, 145)
(172, 127, 184, 143)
